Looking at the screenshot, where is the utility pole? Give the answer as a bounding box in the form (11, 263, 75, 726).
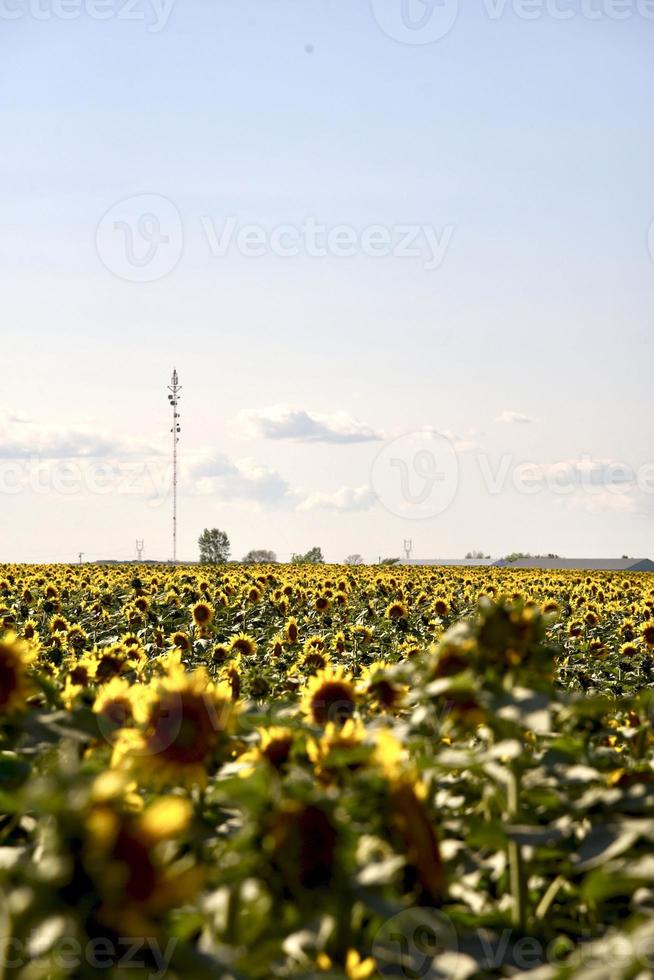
(167, 369, 182, 563)
(78, 552, 84, 565)
(136, 539, 144, 561)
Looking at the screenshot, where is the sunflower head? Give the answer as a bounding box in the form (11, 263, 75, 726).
(229, 633, 257, 658)
(270, 635, 285, 657)
(93, 677, 147, 738)
(171, 631, 192, 653)
(314, 595, 331, 613)
(642, 623, 654, 649)
(49, 614, 69, 634)
(302, 667, 357, 728)
(0, 632, 35, 715)
(192, 601, 214, 628)
(241, 726, 294, 772)
(307, 719, 368, 779)
(360, 663, 406, 712)
(82, 791, 200, 937)
(114, 667, 234, 789)
(284, 618, 299, 645)
(386, 601, 408, 621)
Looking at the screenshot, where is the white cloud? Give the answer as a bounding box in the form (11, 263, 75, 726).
(186, 453, 294, 506)
(565, 490, 637, 515)
(496, 410, 536, 425)
(430, 428, 481, 453)
(0, 411, 156, 459)
(298, 486, 377, 512)
(234, 406, 383, 444)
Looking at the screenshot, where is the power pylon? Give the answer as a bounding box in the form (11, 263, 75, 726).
(136, 539, 145, 561)
(403, 539, 413, 561)
(167, 369, 182, 563)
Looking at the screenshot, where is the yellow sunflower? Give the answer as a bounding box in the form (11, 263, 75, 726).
(83, 790, 201, 937)
(301, 666, 357, 727)
(191, 601, 214, 629)
(113, 665, 235, 788)
(239, 726, 294, 773)
(229, 632, 257, 657)
(307, 719, 367, 779)
(642, 623, 654, 649)
(284, 617, 299, 644)
(93, 677, 150, 735)
(0, 632, 35, 715)
(386, 600, 408, 621)
(359, 662, 407, 712)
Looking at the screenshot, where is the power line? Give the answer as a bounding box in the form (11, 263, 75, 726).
(167, 368, 182, 563)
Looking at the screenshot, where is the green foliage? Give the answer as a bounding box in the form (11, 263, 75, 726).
(2, 563, 654, 978)
(198, 527, 230, 564)
(242, 549, 277, 564)
(290, 546, 324, 564)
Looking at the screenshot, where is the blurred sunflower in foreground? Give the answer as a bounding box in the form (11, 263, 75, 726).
(113, 664, 235, 788)
(0, 631, 36, 715)
(83, 776, 201, 937)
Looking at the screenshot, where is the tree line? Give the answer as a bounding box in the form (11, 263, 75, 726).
(197, 529, 400, 566)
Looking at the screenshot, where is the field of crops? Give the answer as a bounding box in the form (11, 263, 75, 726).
(2, 563, 654, 979)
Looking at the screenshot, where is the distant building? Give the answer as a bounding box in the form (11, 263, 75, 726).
(400, 557, 654, 572)
(401, 558, 497, 568)
(493, 557, 654, 572)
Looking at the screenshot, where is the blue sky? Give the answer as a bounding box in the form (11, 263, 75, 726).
(2, 0, 654, 562)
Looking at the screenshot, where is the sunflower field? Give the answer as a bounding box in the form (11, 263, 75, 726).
(2, 563, 654, 979)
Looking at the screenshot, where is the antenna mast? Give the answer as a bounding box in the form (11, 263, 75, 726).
(167, 369, 182, 563)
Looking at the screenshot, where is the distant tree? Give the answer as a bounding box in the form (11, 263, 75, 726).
(291, 546, 324, 564)
(345, 553, 364, 565)
(379, 557, 400, 566)
(242, 549, 277, 564)
(465, 550, 490, 560)
(198, 528, 231, 564)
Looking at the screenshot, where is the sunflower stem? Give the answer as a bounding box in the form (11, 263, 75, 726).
(225, 883, 240, 946)
(507, 767, 527, 932)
